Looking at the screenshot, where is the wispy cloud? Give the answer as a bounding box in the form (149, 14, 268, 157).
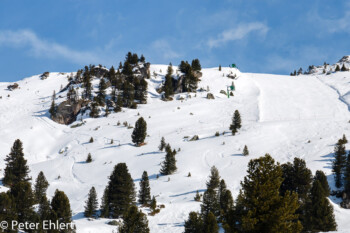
(0, 29, 100, 64)
(207, 22, 269, 48)
(150, 39, 181, 60)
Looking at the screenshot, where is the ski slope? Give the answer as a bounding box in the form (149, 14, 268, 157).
(1, 65, 350, 232)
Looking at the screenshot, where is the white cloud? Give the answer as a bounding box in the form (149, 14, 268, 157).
(0, 29, 99, 64)
(207, 22, 269, 48)
(150, 39, 181, 60)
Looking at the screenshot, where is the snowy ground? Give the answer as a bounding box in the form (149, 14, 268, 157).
(1, 66, 350, 232)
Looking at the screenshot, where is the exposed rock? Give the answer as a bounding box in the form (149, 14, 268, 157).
(338, 55, 350, 63)
(40, 72, 50, 80)
(193, 71, 202, 79)
(220, 90, 227, 95)
(7, 83, 19, 91)
(106, 99, 116, 109)
(227, 73, 237, 79)
(189, 135, 199, 141)
(92, 66, 109, 78)
(51, 100, 89, 125)
(341, 193, 350, 209)
(207, 93, 215, 99)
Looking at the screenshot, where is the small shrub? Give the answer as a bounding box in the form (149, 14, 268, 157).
(86, 153, 92, 163)
(215, 132, 220, 137)
(123, 121, 128, 127)
(89, 137, 94, 143)
(188, 172, 191, 177)
(194, 190, 201, 201)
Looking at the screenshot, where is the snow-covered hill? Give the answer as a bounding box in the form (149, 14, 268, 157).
(1, 65, 350, 232)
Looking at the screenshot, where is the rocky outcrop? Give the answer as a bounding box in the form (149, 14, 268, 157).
(40, 72, 50, 80)
(207, 93, 215, 99)
(92, 66, 109, 78)
(7, 83, 19, 91)
(51, 100, 88, 125)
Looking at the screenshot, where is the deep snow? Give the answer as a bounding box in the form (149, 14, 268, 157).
(1, 65, 350, 232)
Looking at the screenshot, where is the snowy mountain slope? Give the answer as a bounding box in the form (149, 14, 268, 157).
(1, 66, 350, 232)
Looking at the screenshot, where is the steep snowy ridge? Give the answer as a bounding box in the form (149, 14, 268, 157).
(1, 65, 350, 232)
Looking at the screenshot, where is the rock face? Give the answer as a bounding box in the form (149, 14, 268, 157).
(51, 100, 88, 125)
(92, 66, 109, 78)
(40, 72, 50, 80)
(207, 93, 215, 99)
(7, 83, 19, 91)
(220, 90, 227, 95)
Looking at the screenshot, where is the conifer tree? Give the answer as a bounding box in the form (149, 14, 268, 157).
(237, 154, 302, 233)
(218, 179, 233, 221)
(314, 170, 331, 197)
(191, 59, 202, 71)
(84, 186, 98, 218)
(90, 102, 99, 118)
(0, 192, 17, 226)
(10, 181, 36, 222)
(49, 97, 57, 118)
(201, 188, 220, 218)
(160, 144, 177, 175)
(335, 64, 341, 72)
(97, 78, 107, 106)
(122, 81, 135, 108)
(115, 92, 123, 112)
(206, 166, 220, 190)
(3, 139, 31, 187)
(159, 137, 166, 151)
(34, 171, 49, 204)
(219, 65, 221, 71)
(203, 212, 219, 233)
(150, 196, 157, 211)
(332, 140, 347, 188)
(140, 54, 146, 63)
(305, 180, 337, 232)
(164, 64, 174, 99)
(86, 153, 92, 163)
(107, 163, 136, 218)
(132, 117, 147, 146)
(343, 151, 350, 197)
(230, 110, 241, 135)
(105, 105, 109, 117)
(243, 145, 249, 156)
(119, 205, 150, 233)
(340, 134, 348, 144)
(138, 171, 151, 206)
(100, 187, 109, 218)
(51, 189, 74, 230)
(341, 64, 348, 72)
(38, 195, 51, 223)
(184, 211, 203, 233)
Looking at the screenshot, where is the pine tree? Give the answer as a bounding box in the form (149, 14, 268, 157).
(140, 54, 146, 63)
(194, 190, 201, 201)
(49, 98, 57, 118)
(51, 189, 74, 230)
(164, 64, 174, 99)
(332, 140, 347, 188)
(340, 134, 348, 144)
(34, 171, 49, 204)
(122, 81, 135, 108)
(237, 154, 302, 233)
(305, 180, 337, 232)
(105, 105, 110, 117)
(107, 163, 136, 218)
(230, 110, 241, 135)
(314, 170, 331, 197)
(160, 144, 177, 175)
(243, 145, 249, 156)
(0, 192, 17, 227)
(138, 171, 151, 206)
(100, 187, 109, 218)
(184, 211, 203, 233)
(150, 196, 157, 211)
(38, 195, 51, 222)
(341, 64, 348, 72)
(206, 166, 220, 190)
(84, 187, 98, 218)
(119, 205, 150, 233)
(115, 92, 123, 112)
(90, 102, 99, 118)
(218, 179, 233, 221)
(3, 139, 31, 187)
(132, 117, 147, 146)
(89, 137, 94, 143)
(203, 211, 219, 233)
(219, 65, 221, 71)
(191, 59, 202, 71)
(343, 151, 350, 197)
(10, 181, 36, 222)
(86, 153, 92, 163)
(159, 137, 166, 151)
(335, 64, 341, 72)
(201, 188, 220, 217)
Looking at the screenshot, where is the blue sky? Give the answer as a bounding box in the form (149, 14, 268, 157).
(1, 0, 350, 81)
